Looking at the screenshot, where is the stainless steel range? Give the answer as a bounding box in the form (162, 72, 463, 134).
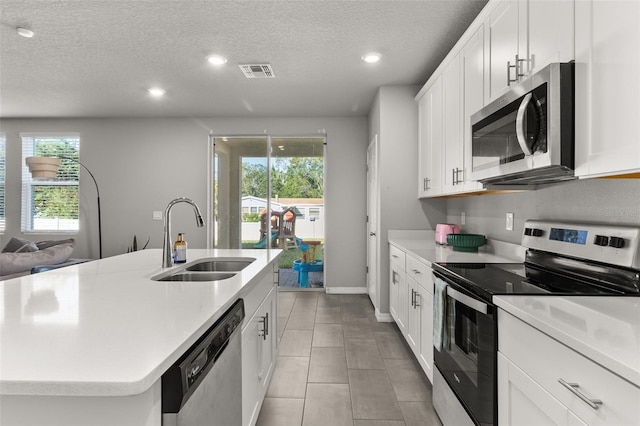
(431, 220, 640, 426)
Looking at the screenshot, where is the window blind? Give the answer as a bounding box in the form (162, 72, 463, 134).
(21, 134, 80, 232)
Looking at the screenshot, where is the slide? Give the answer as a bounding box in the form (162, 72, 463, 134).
(254, 232, 277, 249)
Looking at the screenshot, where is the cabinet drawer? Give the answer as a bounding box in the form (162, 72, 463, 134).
(389, 245, 406, 269)
(406, 255, 433, 293)
(499, 311, 640, 425)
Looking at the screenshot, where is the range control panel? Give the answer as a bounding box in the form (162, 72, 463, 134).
(522, 220, 640, 269)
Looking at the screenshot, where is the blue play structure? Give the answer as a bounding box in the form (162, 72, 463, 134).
(254, 232, 277, 249)
(292, 243, 324, 288)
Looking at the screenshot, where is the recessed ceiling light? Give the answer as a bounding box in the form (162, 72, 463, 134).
(17, 27, 34, 38)
(148, 87, 166, 98)
(207, 55, 228, 65)
(362, 52, 382, 63)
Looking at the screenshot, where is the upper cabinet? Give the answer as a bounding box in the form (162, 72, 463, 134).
(417, 77, 443, 198)
(574, 0, 640, 178)
(485, 0, 574, 102)
(442, 54, 463, 194)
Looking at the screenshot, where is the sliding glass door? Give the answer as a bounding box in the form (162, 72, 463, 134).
(211, 135, 325, 289)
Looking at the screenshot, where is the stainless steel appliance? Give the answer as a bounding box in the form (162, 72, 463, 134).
(432, 220, 640, 426)
(470, 63, 574, 186)
(162, 299, 245, 426)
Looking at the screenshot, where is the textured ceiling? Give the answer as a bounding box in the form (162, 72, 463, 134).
(0, 0, 487, 118)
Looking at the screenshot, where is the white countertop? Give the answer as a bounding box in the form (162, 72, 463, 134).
(0, 249, 280, 397)
(388, 230, 525, 265)
(495, 296, 640, 388)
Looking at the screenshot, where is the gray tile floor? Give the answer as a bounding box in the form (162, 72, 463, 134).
(256, 291, 442, 426)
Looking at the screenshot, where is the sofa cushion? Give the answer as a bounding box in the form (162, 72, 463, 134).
(2, 237, 38, 253)
(36, 238, 76, 250)
(0, 242, 74, 276)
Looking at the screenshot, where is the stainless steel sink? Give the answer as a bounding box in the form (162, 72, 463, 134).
(186, 257, 256, 272)
(155, 271, 236, 282)
(151, 257, 256, 282)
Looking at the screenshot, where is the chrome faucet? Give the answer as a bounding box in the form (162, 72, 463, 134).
(162, 197, 205, 268)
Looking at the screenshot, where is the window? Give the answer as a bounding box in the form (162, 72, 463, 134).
(250, 206, 258, 214)
(309, 207, 320, 220)
(0, 135, 5, 233)
(21, 134, 80, 232)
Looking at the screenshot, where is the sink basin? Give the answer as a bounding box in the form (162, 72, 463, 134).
(186, 257, 256, 272)
(154, 271, 236, 282)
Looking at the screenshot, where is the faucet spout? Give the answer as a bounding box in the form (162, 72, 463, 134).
(162, 197, 206, 268)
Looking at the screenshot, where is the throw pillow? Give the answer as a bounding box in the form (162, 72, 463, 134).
(0, 243, 74, 276)
(2, 237, 38, 253)
(36, 238, 76, 250)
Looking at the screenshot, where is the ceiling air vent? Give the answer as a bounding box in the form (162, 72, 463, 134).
(239, 64, 275, 79)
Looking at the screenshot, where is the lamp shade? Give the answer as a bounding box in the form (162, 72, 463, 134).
(25, 156, 61, 179)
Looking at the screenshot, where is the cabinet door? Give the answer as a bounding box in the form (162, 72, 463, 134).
(396, 268, 408, 334)
(442, 54, 464, 194)
(575, 0, 640, 178)
(242, 307, 262, 426)
(418, 283, 434, 383)
(417, 94, 430, 198)
(498, 353, 572, 426)
(486, 0, 520, 102)
(524, 0, 574, 75)
(405, 276, 420, 355)
(389, 261, 400, 321)
(418, 77, 443, 198)
(461, 25, 486, 193)
(258, 287, 277, 392)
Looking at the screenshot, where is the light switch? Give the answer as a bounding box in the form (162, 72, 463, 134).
(153, 211, 163, 221)
(461, 212, 466, 226)
(506, 212, 514, 231)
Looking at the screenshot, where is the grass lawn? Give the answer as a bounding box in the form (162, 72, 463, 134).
(242, 239, 324, 268)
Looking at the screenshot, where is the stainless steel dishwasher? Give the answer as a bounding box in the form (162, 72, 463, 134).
(162, 299, 245, 426)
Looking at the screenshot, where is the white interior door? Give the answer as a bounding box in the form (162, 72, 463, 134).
(366, 136, 379, 307)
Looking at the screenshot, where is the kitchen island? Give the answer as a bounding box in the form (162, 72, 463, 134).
(0, 248, 281, 426)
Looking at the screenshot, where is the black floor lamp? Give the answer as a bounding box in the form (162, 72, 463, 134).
(25, 156, 103, 259)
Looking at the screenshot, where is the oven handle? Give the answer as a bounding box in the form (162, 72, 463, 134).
(515, 92, 534, 156)
(446, 286, 488, 315)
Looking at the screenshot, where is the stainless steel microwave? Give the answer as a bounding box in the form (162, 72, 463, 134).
(470, 62, 574, 186)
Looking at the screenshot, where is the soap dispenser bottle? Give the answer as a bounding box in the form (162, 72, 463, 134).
(173, 233, 187, 264)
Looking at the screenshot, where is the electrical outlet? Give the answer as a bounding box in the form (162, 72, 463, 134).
(506, 212, 514, 231)
(153, 211, 163, 221)
(461, 212, 466, 226)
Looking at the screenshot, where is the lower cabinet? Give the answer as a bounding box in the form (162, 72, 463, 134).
(498, 309, 640, 426)
(498, 353, 587, 426)
(242, 272, 278, 426)
(388, 244, 434, 384)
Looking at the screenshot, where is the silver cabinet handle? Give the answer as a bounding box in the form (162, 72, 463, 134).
(414, 292, 420, 308)
(516, 93, 534, 156)
(369, 232, 376, 237)
(456, 168, 463, 184)
(259, 313, 269, 340)
(410, 289, 415, 307)
(392, 254, 399, 259)
(392, 271, 398, 285)
(411, 269, 421, 275)
(515, 54, 526, 78)
(507, 60, 518, 86)
(558, 379, 603, 410)
(452, 168, 456, 185)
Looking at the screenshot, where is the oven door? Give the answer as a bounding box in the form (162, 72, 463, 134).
(433, 274, 497, 426)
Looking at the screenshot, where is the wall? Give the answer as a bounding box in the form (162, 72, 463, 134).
(0, 116, 368, 289)
(446, 178, 640, 241)
(368, 86, 447, 313)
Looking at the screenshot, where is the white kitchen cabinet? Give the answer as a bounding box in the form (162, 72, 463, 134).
(461, 25, 486, 194)
(575, 0, 640, 178)
(242, 269, 278, 426)
(485, 0, 574, 102)
(499, 310, 640, 426)
(442, 53, 464, 194)
(388, 245, 405, 323)
(405, 254, 434, 383)
(498, 353, 588, 426)
(417, 76, 443, 197)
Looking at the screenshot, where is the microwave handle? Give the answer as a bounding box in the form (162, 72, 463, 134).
(446, 286, 488, 315)
(516, 92, 534, 156)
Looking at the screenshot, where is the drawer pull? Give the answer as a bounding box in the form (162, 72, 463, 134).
(411, 269, 421, 275)
(558, 379, 603, 410)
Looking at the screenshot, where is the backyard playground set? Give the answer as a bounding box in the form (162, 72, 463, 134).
(254, 207, 323, 288)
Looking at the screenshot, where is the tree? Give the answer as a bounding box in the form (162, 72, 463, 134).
(241, 163, 268, 197)
(241, 157, 324, 199)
